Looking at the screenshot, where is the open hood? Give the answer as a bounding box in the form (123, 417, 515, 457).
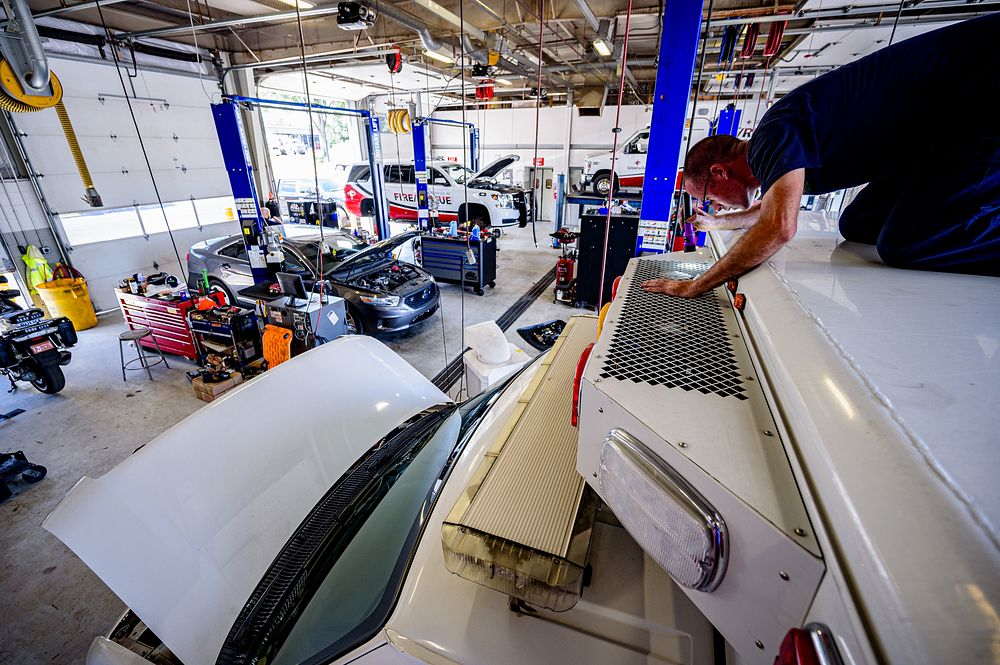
(474, 154, 520, 180)
(43, 337, 449, 665)
(332, 231, 418, 274)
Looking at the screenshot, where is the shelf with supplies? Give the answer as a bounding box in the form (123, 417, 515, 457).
(188, 307, 263, 373)
(116, 290, 226, 360)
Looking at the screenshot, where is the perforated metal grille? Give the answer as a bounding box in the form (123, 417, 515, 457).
(599, 259, 747, 400)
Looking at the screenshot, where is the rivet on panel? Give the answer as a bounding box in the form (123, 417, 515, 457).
(593, 472, 597, 478)
(763, 430, 773, 437)
(755, 641, 764, 650)
(779, 571, 790, 581)
(678, 441, 688, 448)
(598, 408, 604, 413)
(794, 528, 807, 537)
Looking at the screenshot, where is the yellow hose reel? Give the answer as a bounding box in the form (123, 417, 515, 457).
(387, 108, 411, 134)
(0, 59, 102, 207)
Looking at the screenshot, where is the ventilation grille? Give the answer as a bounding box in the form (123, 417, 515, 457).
(598, 259, 747, 400)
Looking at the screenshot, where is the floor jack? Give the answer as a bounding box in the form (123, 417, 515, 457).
(551, 228, 579, 304)
(1, 451, 46, 501)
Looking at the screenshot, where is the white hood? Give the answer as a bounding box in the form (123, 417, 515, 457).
(44, 337, 449, 665)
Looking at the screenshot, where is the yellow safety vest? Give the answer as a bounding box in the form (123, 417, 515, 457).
(21, 245, 53, 294)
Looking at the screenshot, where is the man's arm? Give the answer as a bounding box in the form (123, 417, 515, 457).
(643, 169, 804, 298)
(701, 201, 762, 230)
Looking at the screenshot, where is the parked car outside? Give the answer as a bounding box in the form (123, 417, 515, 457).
(186, 228, 438, 334)
(276, 177, 348, 225)
(343, 155, 530, 228)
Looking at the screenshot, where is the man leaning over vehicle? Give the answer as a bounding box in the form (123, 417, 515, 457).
(642, 14, 1000, 299)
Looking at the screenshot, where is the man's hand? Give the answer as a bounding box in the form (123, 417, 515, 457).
(641, 278, 706, 299)
(689, 209, 717, 231)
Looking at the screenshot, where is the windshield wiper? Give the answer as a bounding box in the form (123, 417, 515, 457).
(217, 404, 455, 665)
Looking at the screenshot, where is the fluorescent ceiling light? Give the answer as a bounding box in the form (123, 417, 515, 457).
(495, 77, 513, 86)
(424, 49, 455, 64)
(593, 38, 612, 57)
(273, 0, 315, 7)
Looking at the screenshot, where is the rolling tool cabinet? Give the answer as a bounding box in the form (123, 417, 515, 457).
(115, 290, 225, 360)
(420, 235, 497, 295)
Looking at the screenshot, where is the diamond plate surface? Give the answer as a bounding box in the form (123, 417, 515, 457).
(599, 259, 747, 400)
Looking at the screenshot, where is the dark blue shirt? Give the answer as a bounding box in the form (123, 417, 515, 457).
(747, 14, 1000, 196)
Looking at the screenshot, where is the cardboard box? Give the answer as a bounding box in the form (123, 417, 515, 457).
(192, 372, 243, 403)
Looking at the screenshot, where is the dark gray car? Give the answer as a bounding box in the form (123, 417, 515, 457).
(187, 228, 439, 335)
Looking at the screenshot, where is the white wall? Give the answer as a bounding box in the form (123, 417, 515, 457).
(426, 103, 741, 179)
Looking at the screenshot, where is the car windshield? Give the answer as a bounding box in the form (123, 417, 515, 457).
(298, 235, 367, 274)
(439, 162, 473, 184)
(218, 367, 532, 665)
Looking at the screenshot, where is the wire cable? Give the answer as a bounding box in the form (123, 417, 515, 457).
(596, 0, 633, 310)
(528, 0, 545, 248)
(888, 0, 906, 46)
(95, 0, 187, 281)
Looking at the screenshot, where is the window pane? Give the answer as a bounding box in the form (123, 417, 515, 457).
(59, 207, 144, 245)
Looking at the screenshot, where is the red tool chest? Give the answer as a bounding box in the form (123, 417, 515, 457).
(116, 290, 224, 360)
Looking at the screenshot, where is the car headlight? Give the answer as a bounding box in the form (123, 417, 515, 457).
(359, 294, 400, 306)
(584, 160, 593, 172)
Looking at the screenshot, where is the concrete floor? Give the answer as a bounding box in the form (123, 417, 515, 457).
(0, 224, 576, 665)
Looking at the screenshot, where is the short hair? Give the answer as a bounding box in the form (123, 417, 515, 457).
(683, 135, 743, 186)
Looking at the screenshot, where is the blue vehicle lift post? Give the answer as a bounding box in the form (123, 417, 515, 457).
(212, 96, 390, 286)
(412, 116, 479, 231)
(638, 0, 706, 249)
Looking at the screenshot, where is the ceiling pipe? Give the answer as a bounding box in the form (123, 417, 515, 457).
(359, 0, 443, 53)
(568, 0, 600, 31)
(701, 0, 999, 29)
(7, 0, 50, 92)
(122, 5, 344, 39)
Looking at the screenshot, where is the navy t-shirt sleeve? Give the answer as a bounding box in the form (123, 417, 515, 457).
(747, 116, 820, 195)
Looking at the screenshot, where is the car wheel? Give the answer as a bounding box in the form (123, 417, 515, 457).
(593, 173, 617, 197)
(345, 306, 364, 335)
(208, 278, 236, 305)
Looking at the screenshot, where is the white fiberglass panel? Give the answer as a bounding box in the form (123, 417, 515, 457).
(45, 337, 448, 665)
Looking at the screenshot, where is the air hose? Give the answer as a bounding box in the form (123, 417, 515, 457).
(0, 59, 102, 206)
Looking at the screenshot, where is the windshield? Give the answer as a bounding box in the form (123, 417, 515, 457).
(298, 235, 367, 275)
(439, 162, 473, 184)
(218, 363, 534, 665)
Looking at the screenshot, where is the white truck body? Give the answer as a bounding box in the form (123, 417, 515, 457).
(579, 127, 650, 195)
(45, 221, 999, 665)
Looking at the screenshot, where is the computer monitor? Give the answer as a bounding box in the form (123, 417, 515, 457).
(276, 271, 308, 306)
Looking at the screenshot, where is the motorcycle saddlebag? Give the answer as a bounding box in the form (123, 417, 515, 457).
(55, 317, 77, 348)
(0, 337, 15, 368)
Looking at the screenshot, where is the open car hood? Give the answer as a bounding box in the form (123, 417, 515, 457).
(43, 337, 449, 665)
(475, 153, 519, 180)
(332, 231, 419, 274)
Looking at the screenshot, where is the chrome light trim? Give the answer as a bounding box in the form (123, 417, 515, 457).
(805, 623, 845, 665)
(599, 428, 729, 592)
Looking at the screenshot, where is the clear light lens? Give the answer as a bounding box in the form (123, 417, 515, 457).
(593, 38, 612, 57)
(598, 429, 728, 592)
(360, 294, 400, 306)
(498, 194, 513, 208)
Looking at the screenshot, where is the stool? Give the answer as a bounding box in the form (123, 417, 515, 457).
(118, 328, 169, 381)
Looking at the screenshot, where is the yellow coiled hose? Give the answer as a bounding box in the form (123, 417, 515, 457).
(0, 60, 102, 206)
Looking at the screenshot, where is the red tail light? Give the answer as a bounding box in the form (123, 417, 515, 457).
(185, 252, 190, 263)
(572, 343, 595, 427)
(611, 275, 622, 300)
(775, 624, 842, 665)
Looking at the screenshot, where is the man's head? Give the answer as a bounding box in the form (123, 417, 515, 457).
(261, 206, 271, 220)
(683, 136, 759, 209)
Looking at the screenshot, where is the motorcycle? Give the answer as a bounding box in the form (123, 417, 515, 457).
(0, 277, 76, 394)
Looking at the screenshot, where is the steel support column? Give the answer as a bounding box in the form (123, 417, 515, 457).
(641, 0, 704, 226)
(211, 102, 271, 285)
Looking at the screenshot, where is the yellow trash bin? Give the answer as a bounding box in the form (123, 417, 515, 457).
(36, 278, 98, 331)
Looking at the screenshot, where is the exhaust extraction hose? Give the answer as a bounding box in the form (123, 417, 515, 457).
(0, 61, 102, 206)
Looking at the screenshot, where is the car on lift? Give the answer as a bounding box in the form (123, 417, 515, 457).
(342, 155, 530, 228)
(577, 127, 649, 195)
(186, 227, 438, 335)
